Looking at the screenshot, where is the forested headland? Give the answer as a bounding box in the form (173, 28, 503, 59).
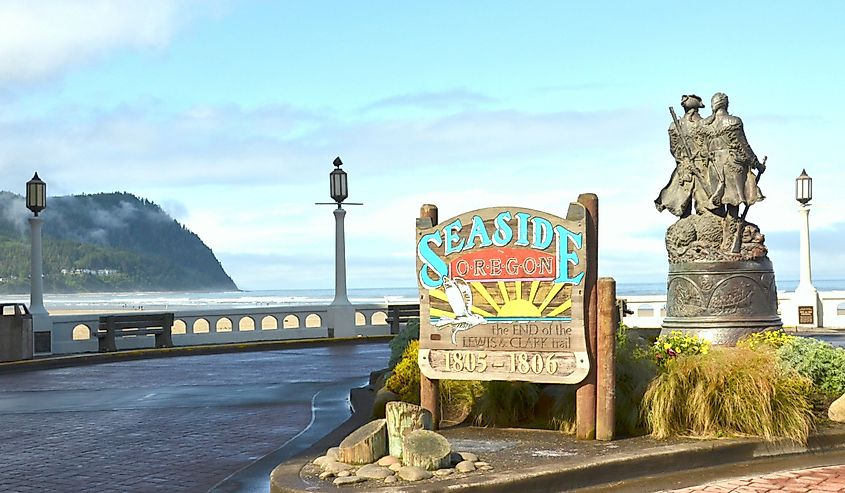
(0, 191, 238, 293)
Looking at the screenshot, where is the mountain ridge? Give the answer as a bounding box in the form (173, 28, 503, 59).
(0, 191, 238, 293)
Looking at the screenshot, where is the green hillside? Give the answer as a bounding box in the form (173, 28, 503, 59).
(0, 191, 238, 293)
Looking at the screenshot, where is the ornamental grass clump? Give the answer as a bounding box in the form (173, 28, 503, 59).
(642, 346, 814, 443)
(615, 326, 660, 435)
(474, 381, 541, 428)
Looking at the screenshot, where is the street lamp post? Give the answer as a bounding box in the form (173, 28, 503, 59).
(794, 169, 821, 327)
(26, 172, 52, 333)
(317, 157, 362, 337)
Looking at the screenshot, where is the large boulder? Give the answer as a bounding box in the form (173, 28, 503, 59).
(402, 429, 451, 471)
(829, 393, 845, 423)
(338, 419, 388, 465)
(372, 387, 399, 419)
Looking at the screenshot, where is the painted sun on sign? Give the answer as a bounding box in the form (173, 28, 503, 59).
(416, 204, 590, 384)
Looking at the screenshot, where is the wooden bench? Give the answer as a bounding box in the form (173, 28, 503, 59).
(385, 304, 420, 335)
(96, 313, 175, 352)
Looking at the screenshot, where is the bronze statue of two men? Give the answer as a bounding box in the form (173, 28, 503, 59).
(656, 92, 768, 262)
(656, 92, 781, 345)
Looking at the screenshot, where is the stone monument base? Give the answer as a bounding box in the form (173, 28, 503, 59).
(660, 258, 782, 346)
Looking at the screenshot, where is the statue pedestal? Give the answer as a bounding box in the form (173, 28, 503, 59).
(661, 258, 781, 345)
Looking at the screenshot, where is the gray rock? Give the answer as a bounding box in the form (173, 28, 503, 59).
(312, 455, 330, 467)
(326, 447, 341, 461)
(322, 460, 354, 474)
(402, 429, 451, 471)
(457, 451, 478, 462)
(356, 464, 393, 479)
(333, 476, 367, 486)
(377, 455, 400, 466)
(474, 461, 489, 467)
(397, 465, 433, 481)
(829, 394, 845, 423)
(318, 471, 335, 480)
(389, 462, 403, 472)
(479, 465, 494, 471)
(372, 388, 399, 419)
(450, 452, 463, 465)
(455, 460, 476, 473)
(384, 475, 398, 484)
(337, 470, 351, 478)
(434, 468, 454, 477)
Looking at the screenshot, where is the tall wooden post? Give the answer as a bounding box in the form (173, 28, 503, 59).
(418, 204, 441, 430)
(575, 193, 598, 440)
(596, 277, 617, 441)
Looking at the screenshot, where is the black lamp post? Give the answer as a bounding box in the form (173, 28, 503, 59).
(795, 169, 812, 205)
(26, 172, 50, 332)
(316, 157, 363, 336)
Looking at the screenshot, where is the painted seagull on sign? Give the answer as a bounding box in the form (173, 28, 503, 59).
(433, 276, 485, 344)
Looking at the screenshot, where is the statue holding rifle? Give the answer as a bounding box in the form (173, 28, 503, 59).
(656, 92, 767, 262)
(656, 92, 781, 345)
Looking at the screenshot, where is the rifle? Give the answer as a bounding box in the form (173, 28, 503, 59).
(670, 106, 725, 206)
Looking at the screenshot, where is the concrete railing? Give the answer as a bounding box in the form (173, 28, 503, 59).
(37, 290, 845, 355)
(620, 291, 845, 329)
(43, 304, 393, 355)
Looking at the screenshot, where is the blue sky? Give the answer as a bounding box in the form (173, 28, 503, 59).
(1, 1, 843, 290)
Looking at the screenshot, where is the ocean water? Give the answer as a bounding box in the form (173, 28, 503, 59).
(2, 280, 843, 312)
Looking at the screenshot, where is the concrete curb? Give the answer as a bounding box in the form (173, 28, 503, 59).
(270, 417, 845, 492)
(0, 335, 393, 374)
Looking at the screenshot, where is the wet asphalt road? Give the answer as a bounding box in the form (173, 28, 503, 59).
(0, 342, 390, 493)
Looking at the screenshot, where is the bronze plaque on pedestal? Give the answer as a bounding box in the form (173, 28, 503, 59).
(798, 306, 814, 325)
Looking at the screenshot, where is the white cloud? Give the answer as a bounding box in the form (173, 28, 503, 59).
(0, 0, 201, 84)
(2, 91, 843, 291)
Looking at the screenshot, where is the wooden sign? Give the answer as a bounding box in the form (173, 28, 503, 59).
(416, 204, 589, 384)
(798, 306, 814, 325)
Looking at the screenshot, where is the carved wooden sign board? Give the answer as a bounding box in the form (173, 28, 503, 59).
(416, 204, 589, 384)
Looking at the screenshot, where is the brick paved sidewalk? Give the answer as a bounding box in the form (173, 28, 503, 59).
(671, 463, 845, 492)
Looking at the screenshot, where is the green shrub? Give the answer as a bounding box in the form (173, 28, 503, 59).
(652, 330, 710, 367)
(385, 340, 420, 404)
(474, 381, 541, 428)
(615, 327, 660, 435)
(738, 329, 795, 350)
(777, 336, 845, 400)
(642, 347, 814, 443)
(388, 318, 420, 369)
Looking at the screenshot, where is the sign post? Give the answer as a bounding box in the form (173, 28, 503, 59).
(417, 204, 441, 429)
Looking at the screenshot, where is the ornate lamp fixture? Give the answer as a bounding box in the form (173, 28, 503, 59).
(795, 169, 812, 205)
(26, 172, 46, 216)
(329, 157, 348, 207)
